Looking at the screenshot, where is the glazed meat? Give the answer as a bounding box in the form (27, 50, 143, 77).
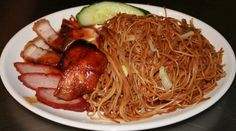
(15, 18, 108, 111)
(33, 19, 64, 52)
(60, 18, 101, 49)
(54, 40, 108, 100)
(20, 37, 61, 66)
(14, 62, 61, 74)
(36, 87, 91, 112)
(21, 18, 100, 67)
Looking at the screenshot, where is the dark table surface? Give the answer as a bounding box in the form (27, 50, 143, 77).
(0, 0, 236, 131)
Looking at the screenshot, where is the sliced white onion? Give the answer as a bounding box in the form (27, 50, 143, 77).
(121, 64, 128, 77)
(159, 66, 172, 90)
(127, 35, 136, 41)
(148, 37, 157, 52)
(148, 37, 160, 58)
(180, 31, 194, 39)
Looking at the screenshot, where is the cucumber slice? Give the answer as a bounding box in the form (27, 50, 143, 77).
(76, 1, 150, 26)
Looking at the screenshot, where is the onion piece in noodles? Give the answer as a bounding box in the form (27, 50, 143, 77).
(159, 66, 172, 90)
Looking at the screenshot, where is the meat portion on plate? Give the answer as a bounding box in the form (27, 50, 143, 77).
(20, 37, 61, 66)
(59, 18, 101, 50)
(18, 73, 61, 90)
(14, 62, 61, 74)
(36, 87, 91, 111)
(33, 19, 64, 52)
(54, 40, 108, 101)
(20, 18, 101, 67)
(15, 18, 108, 111)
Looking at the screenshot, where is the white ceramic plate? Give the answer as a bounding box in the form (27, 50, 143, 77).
(0, 4, 235, 131)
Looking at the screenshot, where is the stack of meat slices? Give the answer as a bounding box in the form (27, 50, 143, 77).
(14, 17, 108, 112)
(15, 62, 90, 111)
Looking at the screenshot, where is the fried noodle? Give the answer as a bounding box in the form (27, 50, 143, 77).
(87, 13, 225, 123)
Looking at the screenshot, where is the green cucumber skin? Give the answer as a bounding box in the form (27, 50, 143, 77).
(76, 1, 150, 26)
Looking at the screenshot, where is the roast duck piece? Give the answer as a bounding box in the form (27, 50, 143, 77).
(15, 17, 108, 111)
(55, 40, 108, 100)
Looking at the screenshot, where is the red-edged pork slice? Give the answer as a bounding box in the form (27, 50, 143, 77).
(18, 73, 61, 90)
(36, 87, 91, 112)
(14, 62, 61, 74)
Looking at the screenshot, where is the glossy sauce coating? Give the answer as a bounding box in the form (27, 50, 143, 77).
(54, 40, 108, 100)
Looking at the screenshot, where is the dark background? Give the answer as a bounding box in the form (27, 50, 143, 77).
(0, 0, 235, 130)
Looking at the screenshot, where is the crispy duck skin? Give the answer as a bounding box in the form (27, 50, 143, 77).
(54, 40, 108, 100)
(58, 40, 97, 69)
(60, 18, 101, 49)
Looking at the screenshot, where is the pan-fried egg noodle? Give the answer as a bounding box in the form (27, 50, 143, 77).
(87, 13, 225, 123)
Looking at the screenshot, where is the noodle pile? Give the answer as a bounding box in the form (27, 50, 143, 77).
(87, 13, 225, 123)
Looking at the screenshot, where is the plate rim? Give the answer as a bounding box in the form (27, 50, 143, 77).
(0, 3, 236, 131)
